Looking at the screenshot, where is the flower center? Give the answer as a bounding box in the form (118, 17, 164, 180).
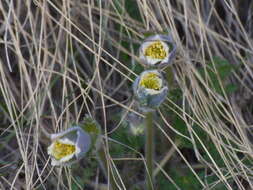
(139, 72, 162, 90)
(52, 141, 76, 160)
(144, 41, 167, 59)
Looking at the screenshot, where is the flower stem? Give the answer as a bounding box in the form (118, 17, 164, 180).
(97, 144, 118, 190)
(145, 111, 154, 190)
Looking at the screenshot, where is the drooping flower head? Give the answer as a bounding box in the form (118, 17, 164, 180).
(133, 70, 168, 111)
(139, 34, 176, 68)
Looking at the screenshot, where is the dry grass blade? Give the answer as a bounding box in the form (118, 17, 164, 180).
(0, 0, 253, 189)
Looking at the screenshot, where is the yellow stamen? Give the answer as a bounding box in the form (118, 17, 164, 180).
(139, 72, 162, 90)
(52, 141, 76, 160)
(144, 41, 167, 59)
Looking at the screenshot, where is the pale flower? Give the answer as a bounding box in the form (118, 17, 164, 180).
(139, 34, 176, 68)
(133, 70, 168, 111)
(47, 126, 91, 166)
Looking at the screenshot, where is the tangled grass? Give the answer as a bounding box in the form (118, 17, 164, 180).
(1, 0, 253, 189)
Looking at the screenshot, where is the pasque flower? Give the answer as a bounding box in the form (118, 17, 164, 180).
(47, 116, 102, 166)
(139, 34, 176, 68)
(133, 70, 168, 110)
(47, 126, 91, 166)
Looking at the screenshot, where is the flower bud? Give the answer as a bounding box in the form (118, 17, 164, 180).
(133, 70, 168, 111)
(81, 116, 102, 152)
(139, 34, 176, 68)
(126, 106, 145, 135)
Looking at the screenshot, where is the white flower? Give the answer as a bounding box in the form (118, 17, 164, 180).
(133, 70, 168, 111)
(47, 126, 91, 166)
(139, 34, 176, 68)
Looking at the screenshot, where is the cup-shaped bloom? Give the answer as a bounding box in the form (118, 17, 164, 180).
(47, 126, 91, 166)
(133, 70, 168, 110)
(139, 34, 176, 68)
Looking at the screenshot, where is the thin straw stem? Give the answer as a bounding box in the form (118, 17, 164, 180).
(97, 144, 118, 190)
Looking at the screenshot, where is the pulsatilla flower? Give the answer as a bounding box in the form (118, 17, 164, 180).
(139, 34, 176, 68)
(47, 126, 91, 166)
(133, 70, 168, 110)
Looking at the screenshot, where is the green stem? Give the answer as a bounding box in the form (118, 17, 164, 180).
(97, 144, 118, 190)
(145, 111, 154, 190)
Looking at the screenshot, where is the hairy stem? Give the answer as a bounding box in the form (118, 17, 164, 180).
(145, 111, 154, 190)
